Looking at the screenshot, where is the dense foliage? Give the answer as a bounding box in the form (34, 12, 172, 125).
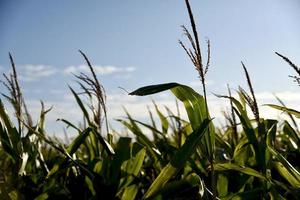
(1, 1, 300, 199)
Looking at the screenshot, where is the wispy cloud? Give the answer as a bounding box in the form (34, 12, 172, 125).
(19, 65, 57, 81)
(63, 65, 136, 75)
(2, 63, 136, 82)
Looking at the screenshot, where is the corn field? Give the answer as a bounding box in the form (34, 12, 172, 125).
(1, 1, 300, 199)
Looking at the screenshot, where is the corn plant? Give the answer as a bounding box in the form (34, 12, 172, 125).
(1, 0, 300, 199)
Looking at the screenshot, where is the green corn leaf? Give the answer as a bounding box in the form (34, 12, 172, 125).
(273, 162, 300, 187)
(0, 122, 17, 162)
(63, 147, 96, 180)
(269, 187, 286, 200)
(129, 82, 180, 96)
(216, 94, 250, 127)
(148, 107, 158, 140)
(213, 163, 267, 180)
(144, 163, 178, 199)
(144, 119, 211, 199)
(0, 99, 14, 135)
(265, 104, 300, 118)
(121, 184, 139, 200)
(118, 110, 159, 161)
(171, 85, 206, 129)
(34, 193, 49, 200)
(215, 133, 233, 157)
(222, 188, 263, 200)
(0, 99, 21, 157)
(232, 137, 250, 160)
(119, 143, 146, 191)
(46, 164, 60, 179)
(266, 125, 300, 186)
(233, 107, 258, 147)
(169, 85, 215, 159)
(67, 127, 92, 155)
(69, 86, 91, 125)
(85, 176, 96, 196)
(92, 128, 115, 155)
(125, 143, 146, 176)
(130, 83, 206, 129)
(57, 118, 81, 132)
(111, 137, 131, 182)
(232, 140, 255, 166)
(130, 83, 215, 162)
(119, 119, 159, 160)
(217, 173, 228, 197)
(37, 101, 52, 134)
(154, 173, 203, 198)
(8, 190, 20, 200)
(131, 119, 166, 139)
(283, 121, 300, 146)
(153, 102, 169, 134)
(171, 119, 211, 167)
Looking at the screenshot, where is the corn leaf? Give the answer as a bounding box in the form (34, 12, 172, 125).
(144, 119, 211, 199)
(153, 102, 169, 134)
(69, 86, 91, 125)
(213, 163, 267, 180)
(266, 126, 300, 186)
(129, 82, 180, 96)
(121, 184, 139, 200)
(67, 127, 92, 155)
(265, 104, 300, 118)
(154, 173, 202, 198)
(130, 83, 215, 162)
(0, 99, 21, 157)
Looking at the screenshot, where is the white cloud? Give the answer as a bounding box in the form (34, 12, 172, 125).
(63, 65, 136, 75)
(19, 65, 57, 81)
(2, 63, 136, 81)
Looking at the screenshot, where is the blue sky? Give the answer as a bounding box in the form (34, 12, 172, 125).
(1, 0, 300, 135)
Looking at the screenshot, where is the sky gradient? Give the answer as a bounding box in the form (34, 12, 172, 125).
(1, 0, 300, 135)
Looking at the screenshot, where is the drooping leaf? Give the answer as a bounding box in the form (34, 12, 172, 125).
(129, 82, 180, 96)
(57, 118, 81, 132)
(265, 104, 300, 118)
(130, 83, 215, 162)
